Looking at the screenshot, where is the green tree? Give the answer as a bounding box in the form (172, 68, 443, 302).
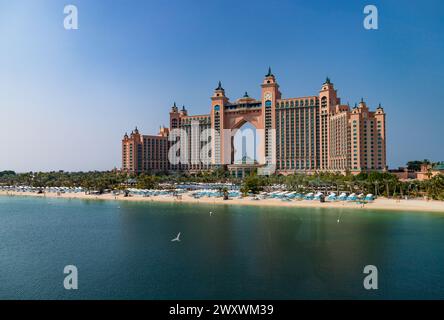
(136, 174, 157, 189)
(427, 174, 444, 200)
(240, 174, 264, 196)
(406, 160, 423, 172)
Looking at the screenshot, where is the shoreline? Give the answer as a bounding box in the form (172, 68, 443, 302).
(1, 190, 444, 213)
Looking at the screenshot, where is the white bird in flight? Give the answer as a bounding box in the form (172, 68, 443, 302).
(171, 232, 181, 242)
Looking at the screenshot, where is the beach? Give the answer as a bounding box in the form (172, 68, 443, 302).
(1, 190, 443, 213)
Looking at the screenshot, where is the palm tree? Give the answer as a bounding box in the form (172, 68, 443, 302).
(383, 178, 390, 198)
(374, 180, 379, 196)
(428, 174, 444, 200)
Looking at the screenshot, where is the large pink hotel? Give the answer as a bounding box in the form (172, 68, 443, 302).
(122, 69, 387, 177)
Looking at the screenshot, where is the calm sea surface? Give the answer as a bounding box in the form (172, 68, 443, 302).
(0, 196, 443, 299)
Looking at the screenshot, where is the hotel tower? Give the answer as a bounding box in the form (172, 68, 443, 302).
(122, 69, 386, 177)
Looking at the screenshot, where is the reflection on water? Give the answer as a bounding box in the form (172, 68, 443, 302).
(0, 196, 443, 299)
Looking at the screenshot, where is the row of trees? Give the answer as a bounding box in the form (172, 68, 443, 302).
(1, 169, 443, 200)
(239, 171, 444, 200)
(0, 171, 164, 192)
(0, 171, 127, 192)
(406, 159, 432, 171)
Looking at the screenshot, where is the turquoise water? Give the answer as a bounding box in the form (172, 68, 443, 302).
(0, 196, 443, 299)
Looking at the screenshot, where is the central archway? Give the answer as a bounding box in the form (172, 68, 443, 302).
(222, 111, 266, 166)
(231, 121, 258, 165)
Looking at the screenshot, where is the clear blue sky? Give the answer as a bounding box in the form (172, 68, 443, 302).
(1, 0, 443, 172)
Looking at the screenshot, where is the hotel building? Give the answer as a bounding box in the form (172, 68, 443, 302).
(122, 69, 387, 176)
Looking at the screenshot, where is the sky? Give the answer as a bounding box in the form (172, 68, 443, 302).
(0, 0, 443, 172)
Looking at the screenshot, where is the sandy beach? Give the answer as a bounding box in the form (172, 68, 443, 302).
(1, 190, 444, 213)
